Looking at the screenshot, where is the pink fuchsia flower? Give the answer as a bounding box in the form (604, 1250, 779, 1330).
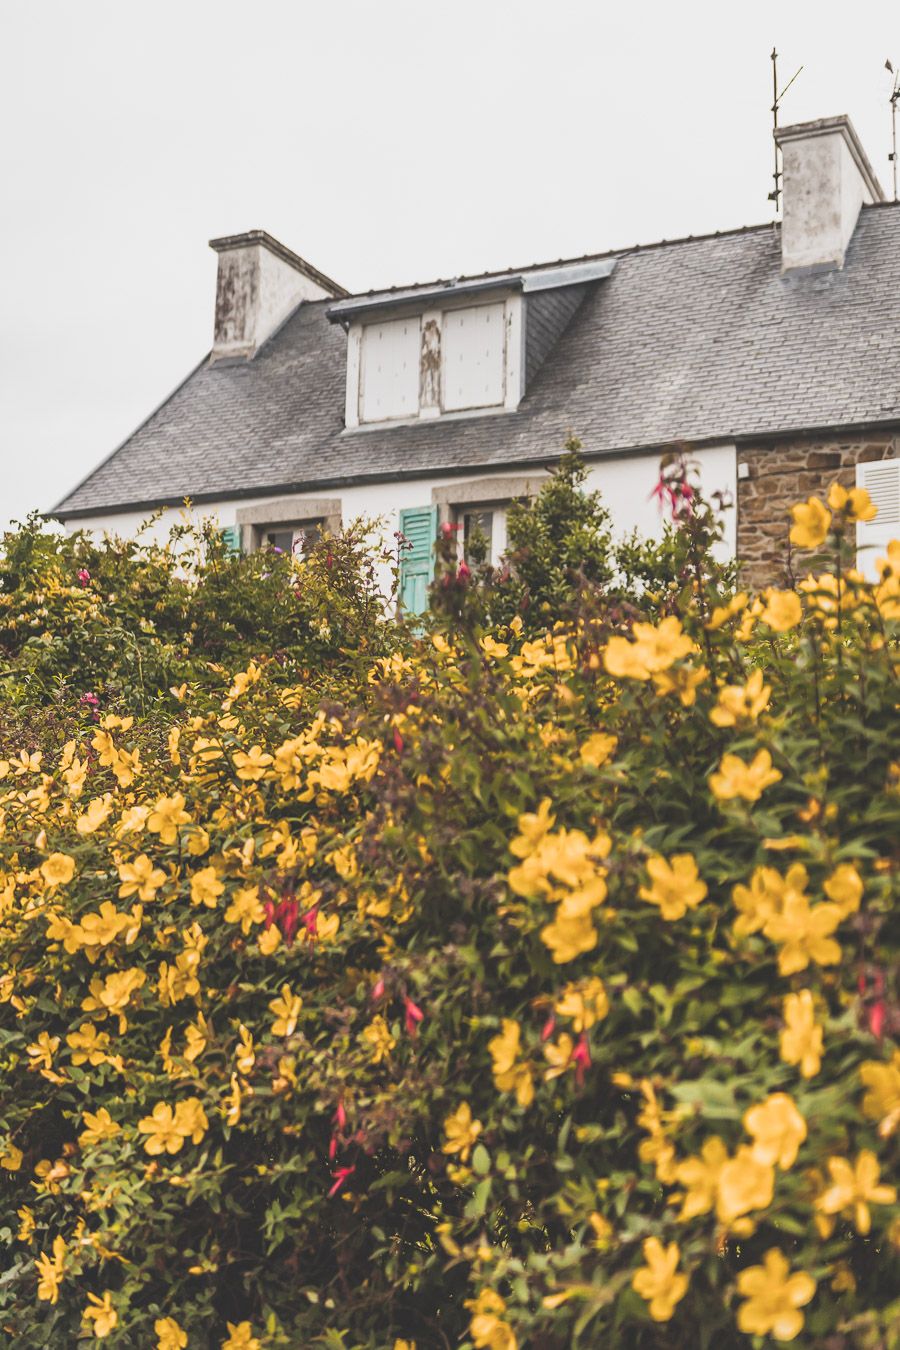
(77, 568, 91, 586)
(371, 976, 386, 1003)
(404, 997, 424, 1037)
(392, 728, 404, 755)
(328, 1164, 355, 1197)
(541, 1014, 556, 1043)
(572, 1034, 592, 1087)
(457, 561, 471, 581)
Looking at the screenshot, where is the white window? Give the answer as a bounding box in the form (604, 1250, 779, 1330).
(441, 303, 506, 412)
(346, 295, 522, 429)
(359, 317, 420, 423)
(455, 504, 508, 567)
(856, 459, 900, 579)
(260, 521, 323, 555)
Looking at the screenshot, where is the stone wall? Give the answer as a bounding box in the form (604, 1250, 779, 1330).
(736, 432, 898, 589)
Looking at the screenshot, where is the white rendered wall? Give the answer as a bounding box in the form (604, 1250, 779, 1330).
(65, 444, 736, 602)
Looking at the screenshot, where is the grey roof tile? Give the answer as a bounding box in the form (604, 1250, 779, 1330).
(54, 206, 900, 517)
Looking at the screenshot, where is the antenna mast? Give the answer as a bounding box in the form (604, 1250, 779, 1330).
(768, 48, 803, 216)
(887, 60, 900, 202)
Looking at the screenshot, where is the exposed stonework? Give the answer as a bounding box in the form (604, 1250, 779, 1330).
(736, 433, 898, 589)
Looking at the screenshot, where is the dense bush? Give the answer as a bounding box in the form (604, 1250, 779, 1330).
(0, 468, 897, 1348)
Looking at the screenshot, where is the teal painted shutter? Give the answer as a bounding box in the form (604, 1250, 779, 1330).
(220, 525, 242, 555)
(399, 506, 437, 615)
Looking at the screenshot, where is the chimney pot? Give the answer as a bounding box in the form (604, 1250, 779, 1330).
(775, 115, 884, 274)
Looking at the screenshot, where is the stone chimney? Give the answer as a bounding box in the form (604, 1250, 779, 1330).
(774, 115, 884, 274)
(209, 231, 346, 361)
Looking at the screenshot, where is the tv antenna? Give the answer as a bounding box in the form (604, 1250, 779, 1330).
(886, 59, 900, 202)
(768, 48, 803, 215)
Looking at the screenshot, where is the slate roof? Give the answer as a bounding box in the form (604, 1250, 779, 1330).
(54, 204, 900, 518)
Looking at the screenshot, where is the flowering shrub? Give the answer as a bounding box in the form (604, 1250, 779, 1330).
(0, 476, 897, 1347)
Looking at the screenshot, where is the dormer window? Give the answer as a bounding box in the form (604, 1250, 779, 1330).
(328, 258, 617, 431)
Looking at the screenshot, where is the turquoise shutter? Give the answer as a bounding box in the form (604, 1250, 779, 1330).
(220, 525, 242, 555)
(399, 506, 437, 615)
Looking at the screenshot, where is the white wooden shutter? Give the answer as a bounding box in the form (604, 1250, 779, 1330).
(856, 459, 900, 580)
(359, 317, 420, 423)
(441, 303, 506, 412)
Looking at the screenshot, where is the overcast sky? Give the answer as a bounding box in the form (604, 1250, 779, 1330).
(2, 0, 899, 530)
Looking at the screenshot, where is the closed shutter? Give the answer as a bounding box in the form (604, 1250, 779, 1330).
(856, 460, 900, 580)
(399, 506, 437, 615)
(220, 525, 242, 555)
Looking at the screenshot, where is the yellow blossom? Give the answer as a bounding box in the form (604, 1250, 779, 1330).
(744, 1094, 807, 1169)
(79, 1108, 120, 1148)
(479, 635, 509, 659)
(760, 589, 803, 632)
(732, 864, 806, 937)
(823, 863, 863, 918)
(780, 990, 823, 1078)
(736, 1248, 816, 1341)
(174, 1096, 209, 1144)
(554, 977, 609, 1031)
(716, 1146, 775, 1226)
(82, 968, 146, 1030)
(35, 1235, 67, 1303)
(709, 749, 782, 803)
(631, 1237, 688, 1322)
(221, 1321, 261, 1350)
(827, 481, 878, 521)
(269, 984, 303, 1038)
(138, 1102, 185, 1155)
(488, 1019, 534, 1107)
(190, 866, 225, 909)
(76, 796, 113, 835)
(817, 1150, 896, 1234)
(233, 745, 274, 781)
(604, 616, 694, 680)
(588, 1212, 613, 1249)
(0, 1141, 23, 1171)
(639, 853, 707, 921)
(17, 1207, 35, 1243)
(764, 893, 842, 975)
(541, 892, 600, 964)
(67, 1022, 112, 1066)
(155, 1317, 188, 1350)
(147, 793, 191, 845)
(225, 885, 265, 934)
(26, 1032, 60, 1073)
(652, 663, 708, 706)
(361, 1014, 395, 1063)
(117, 853, 166, 901)
(859, 1051, 900, 1137)
(790, 497, 831, 549)
(40, 852, 76, 889)
(235, 1024, 256, 1075)
(442, 1102, 482, 1161)
(466, 1288, 517, 1350)
(579, 733, 618, 767)
(83, 1290, 118, 1338)
(710, 668, 770, 727)
(674, 1136, 728, 1221)
(707, 591, 749, 629)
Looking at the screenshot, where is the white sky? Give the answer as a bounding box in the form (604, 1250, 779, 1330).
(1, 0, 899, 529)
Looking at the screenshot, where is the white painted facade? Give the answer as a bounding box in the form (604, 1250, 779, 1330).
(66, 443, 737, 601)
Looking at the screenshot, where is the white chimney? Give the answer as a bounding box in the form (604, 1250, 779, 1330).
(209, 231, 346, 361)
(774, 115, 884, 274)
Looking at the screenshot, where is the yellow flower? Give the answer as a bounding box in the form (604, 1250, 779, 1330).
(221, 1322, 261, 1350)
(817, 1150, 896, 1235)
(76, 796, 113, 835)
(233, 745, 274, 781)
(860, 1051, 900, 1137)
(710, 668, 770, 727)
(174, 1096, 209, 1144)
(269, 984, 303, 1038)
(639, 853, 707, 921)
(652, 663, 708, 707)
(361, 1014, 395, 1063)
(147, 793, 191, 845)
(541, 893, 600, 964)
(736, 1248, 816, 1341)
(732, 864, 800, 936)
(709, 749, 782, 803)
(604, 617, 694, 680)
(479, 635, 509, 659)
(707, 591, 749, 630)
(509, 799, 555, 857)
(466, 1288, 517, 1350)
(155, 1317, 188, 1350)
(17, 1206, 35, 1243)
(82, 968, 146, 1030)
(40, 852, 76, 889)
(67, 1022, 112, 1066)
(235, 1024, 256, 1075)
(631, 1237, 689, 1322)
(673, 1136, 728, 1221)
(35, 1235, 67, 1303)
(588, 1211, 614, 1249)
(780, 990, 823, 1078)
(554, 977, 609, 1031)
(138, 1102, 185, 1155)
(823, 863, 863, 918)
(26, 1032, 60, 1072)
(790, 497, 831, 549)
(442, 1102, 482, 1161)
(579, 733, 618, 767)
(225, 885, 265, 934)
(83, 1291, 118, 1338)
(488, 1019, 534, 1107)
(79, 1108, 120, 1148)
(764, 894, 842, 975)
(118, 853, 166, 901)
(744, 1094, 807, 1169)
(760, 589, 802, 633)
(0, 1141, 23, 1171)
(716, 1146, 775, 1226)
(190, 866, 224, 909)
(827, 481, 878, 521)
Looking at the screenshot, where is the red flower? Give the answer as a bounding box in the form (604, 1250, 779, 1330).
(393, 728, 404, 755)
(457, 561, 471, 582)
(404, 997, 424, 1037)
(541, 1014, 556, 1043)
(77, 568, 91, 586)
(371, 976, 386, 1003)
(572, 1034, 591, 1087)
(328, 1164, 355, 1197)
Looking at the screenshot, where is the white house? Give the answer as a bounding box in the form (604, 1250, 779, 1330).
(53, 114, 900, 600)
